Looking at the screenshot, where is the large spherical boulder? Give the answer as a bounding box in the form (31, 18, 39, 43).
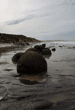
(17, 51, 47, 75)
(41, 48, 52, 55)
(12, 52, 24, 64)
(34, 44, 45, 52)
(25, 48, 40, 53)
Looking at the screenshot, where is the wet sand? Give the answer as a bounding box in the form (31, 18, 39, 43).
(0, 45, 24, 56)
(0, 42, 75, 110)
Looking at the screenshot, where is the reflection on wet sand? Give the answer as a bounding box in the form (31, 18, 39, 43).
(20, 72, 47, 85)
(0, 62, 9, 65)
(50, 94, 66, 103)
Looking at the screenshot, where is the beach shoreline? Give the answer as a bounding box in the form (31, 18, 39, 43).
(0, 42, 40, 56)
(0, 41, 75, 109)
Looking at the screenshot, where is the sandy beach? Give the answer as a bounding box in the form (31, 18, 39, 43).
(0, 41, 75, 110)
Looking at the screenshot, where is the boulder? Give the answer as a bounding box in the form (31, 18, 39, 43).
(34, 44, 45, 52)
(41, 48, 52, 55)
(12, 52, 24, 63)
(17, 51, 47, 75)
(25, 48, 39, 53)
(52, 48, 56, 51)
(59, 46, 63, 47)
(42, 43, 46, 48)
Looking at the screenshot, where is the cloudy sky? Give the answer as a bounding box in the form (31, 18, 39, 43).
(0, 0, 75, 40)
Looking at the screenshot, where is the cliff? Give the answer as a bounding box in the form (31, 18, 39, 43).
(0, 33, 40, 43)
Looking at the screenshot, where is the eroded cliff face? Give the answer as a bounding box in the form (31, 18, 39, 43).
(0, 33, 40, 43)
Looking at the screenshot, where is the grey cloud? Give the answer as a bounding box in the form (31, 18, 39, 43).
(7, 15, 37, 25)
(40, 13, 51, 17)
(59, 0, 75, 6)
(40, 31, 49, 33)
(72, 2, 75, 5)
(7, 12, 50, 25)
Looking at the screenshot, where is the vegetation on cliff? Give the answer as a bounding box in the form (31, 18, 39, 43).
(0, 33, 40, 43)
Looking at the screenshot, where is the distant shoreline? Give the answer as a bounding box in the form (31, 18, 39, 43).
(41, 40, 75, 42)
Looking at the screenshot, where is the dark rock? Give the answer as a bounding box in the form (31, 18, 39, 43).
(52, 48, 56, 51)
(0, 62, 9, 65)
(41, 48, 52, 55)
(34, 44, 45, 52)
(59, 46, 63, 47)
(12, 52, 24, 64)
(42, 43, 46, 48)
(17, 51, 47, 75)
(3, 68, 13, 71)
(25, 48, 40, 53)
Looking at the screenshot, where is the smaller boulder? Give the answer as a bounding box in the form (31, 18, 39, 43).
(42, 43, 46, 48)
(12, 52, 24, 64)
(52, 48, 56, 51)
(41, 48, 52, 55)
(25, 48, 40, 53)
(59, 46, 63, 47)
(34, 45, 45, 52)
